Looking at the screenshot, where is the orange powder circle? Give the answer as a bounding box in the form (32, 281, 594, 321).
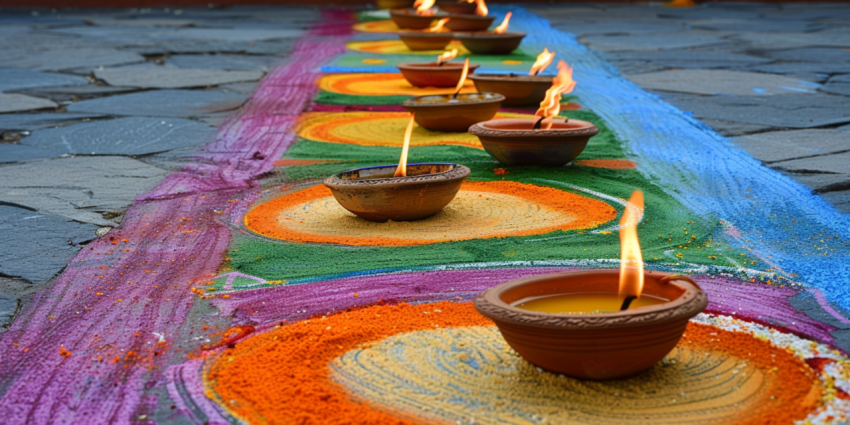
(347, 39, 470, 55)
(575, 159, 638, 169)
(243, 181, 618, 246)
(352, 20, 400, 33)
(297, 111, 532, 148)
(317, 73, 477, 97)
(205, 302, 821, 425)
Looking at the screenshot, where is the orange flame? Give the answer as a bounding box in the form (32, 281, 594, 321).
(533, 60, 576, 130)
(454, 58, 470, 95)
(493, 11, 511, 34)
(437, 48, 458, 65)
(425, 17, 450, 32)
(461, 0, 474, 3)
(414, 0, 436, 16)
(474, 0, 488, 16)
(529, 47, 555, 76)
(394, 116, 415, 178)
(618, 190, 645, 298)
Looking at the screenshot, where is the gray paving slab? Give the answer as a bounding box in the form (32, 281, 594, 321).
(771, 151, 850, 175)
(166, 54, 280, 71)
(94, 66, 264, 89)
(699, 119, 776, 137)
(45, 26, 303, 43)
(0, 113, 103, 132)
(0, 156, 168, 226)
(628, 69, 818, 96)
(0, 94, 58, 114)
(733, 28, 850, 49)
(820, 190, 850, 213)
(126, 38, 297, 55)
(0, 205, 97, 284)
(781, 172, 850, 194)
(0, 144, 67, 164)
(217, 81, 260, 96)
(0, 294, 17, 332)
(17, 116, 215, 158)
(744, 63, 836, 81)
(763, 47, 850, 64)
(0, 68, 88, 92)
(821, 74, 850, 97)
(664, 93, 850, 129)
(83, 17, 197, 27)
(579, 33, 727, 52)
(14, 85, 138, 102)
(686, 18, 826, 32)
(553, 21, 685, 36)
(66, 89, 246, 118)
(606, 50, 772, 72)
(3, 48, 145, 72)
(732, 129, 850, 164)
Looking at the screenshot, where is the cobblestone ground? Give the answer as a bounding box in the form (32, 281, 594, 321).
(1, 3, 848, 333)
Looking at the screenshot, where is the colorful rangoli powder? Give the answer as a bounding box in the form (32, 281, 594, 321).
(351, 20, 400, 33)
(242, 181, 618, 246)
(576, 159, 637, 169)
(346, 39, 470, 55)
(317, 73, 476, 97)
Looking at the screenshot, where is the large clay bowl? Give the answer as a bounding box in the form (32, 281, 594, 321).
(397, 62, 481, 88)
(402, 93, 504, 132)
(454, 32, 525, 55)
(436, 1, 477, 14)
(444, 14, 496, 32)
(398, 31, 454, 51)
(390, 9, 449, 30)
(377, 0, 413, 9)
(469, 118, 599, 166)
(469, 74, 553, 106)
(323, 163, 470, 222)
(474, 269, 708, 380)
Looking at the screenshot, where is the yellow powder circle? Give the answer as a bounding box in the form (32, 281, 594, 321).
(361, 58, 387, 64)
(347, 39, 470, 55)
(502, 59, 524, 65)
(297, 111, 533, 149)
(243, 181, 617, 246)
(317, 73, 477, 97)
(352, 20, 400, 33)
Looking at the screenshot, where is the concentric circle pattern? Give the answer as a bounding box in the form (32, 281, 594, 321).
(317, 73, 477, 97)
(243, 181, 618, 246)
(347, 39, 470, 55)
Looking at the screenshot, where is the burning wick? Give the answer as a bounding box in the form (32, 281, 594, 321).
(437, 48, 458, 66)
(425, 17, 450, 33)
(414, 0, 436, 16)
(474, 0, 488, 16)
(493, 11, 511, 34)
(452, 58, 470, 100)
(529, 47, 555, 76)
(618, 190, 645, 311)
(393, 116, 415, 178)
(533, 60, 576, 130)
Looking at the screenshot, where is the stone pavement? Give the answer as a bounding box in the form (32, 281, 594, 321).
(0, 3, 848, 332)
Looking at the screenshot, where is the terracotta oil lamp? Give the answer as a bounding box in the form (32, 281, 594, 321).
(453, 12, 525, 55)
(470, 60, 598, 166)
(397, 49, 481, 88)
(444, 0, 495, 31)
(324, 116, 469, 222)
(402, 58, 504, 132)
(397, 18, 454, 51)
(391, 0, 449, 30)
(436, 0, 476, 15)
(475, 191, 709, 380)
(470, 47, 556, 106)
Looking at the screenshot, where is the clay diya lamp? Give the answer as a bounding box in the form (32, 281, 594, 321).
(443, 0, 495, 31)
(436, 0, 477, 15)
(475, 192, 709, 380)
(453, 12, 524, 55)
(469, 60, 596, 166)
(390, 8, 449, 30)
(469, 48, 556, 106)
(323, 117, 470, 222)
(402, 59, 504, 132)
(397, 49, 481, 88)
(397, 17, 454, 51)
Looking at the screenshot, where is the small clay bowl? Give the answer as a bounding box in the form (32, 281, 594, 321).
(469, 74, 553, 106)
(323, 163, 470, 222)
(377, 0, 413, 9)
(454, 32, 526, 55)
(474, 269, 708, 380)
(444, 14, 496, 32)
(397, 62, 481, 88)
(398, 31, 454, 51)
(436, 1, 477, 14)
(469, 118, 599, 166)
(390, 9, 449, 30)
(402, 92, 504, 132)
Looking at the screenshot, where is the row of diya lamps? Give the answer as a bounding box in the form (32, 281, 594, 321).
(319, 5, 708, 381)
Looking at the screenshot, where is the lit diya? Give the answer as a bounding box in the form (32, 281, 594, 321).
(402, 58, 504, 132)
(454, 12, 525, 55)
(323, 116, 469, 222)
(397, 49, 481, 88)
(444, 0, 495, 31)
(397, 18, 454, 51)
(390, 0, 449, 30)
(470, 60, 598, 166)
(436, 0, 476, 15)
(470, 47, 556, 106)
(475, 191, 709, 380)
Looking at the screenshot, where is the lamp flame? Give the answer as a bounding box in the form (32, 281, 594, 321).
(414, 0, 436, 16)
(394, 116, 415, 178)
(437, 48, 458, 65)
(474, 0, 488, 16)
(461, 0, 474, 3)
(493, 12, 511, 34)
(529, 47, 555, 76)
(533, 60, 576, 130)
(425, 17, 450, 32)
(618, 190, 645, 299)
(454, 57, 470, 96)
